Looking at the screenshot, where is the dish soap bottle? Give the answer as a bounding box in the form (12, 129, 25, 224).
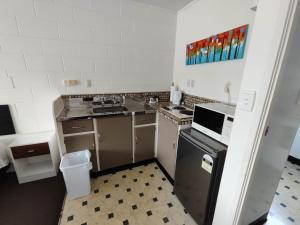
(170, 82, 175, 103)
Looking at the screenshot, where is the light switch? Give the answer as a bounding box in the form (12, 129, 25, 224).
(238, 90, 256, 111)
(187, 80, 191, 88)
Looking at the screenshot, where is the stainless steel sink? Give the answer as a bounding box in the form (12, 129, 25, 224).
(93, 106, 128, 114)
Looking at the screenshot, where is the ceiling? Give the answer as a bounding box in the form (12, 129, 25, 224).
(130, 0, 195, 11)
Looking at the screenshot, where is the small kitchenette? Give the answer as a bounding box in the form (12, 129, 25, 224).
(51, 90, 235, 225)
(1, 0, 299, 224)
(54, 92, 202, 178)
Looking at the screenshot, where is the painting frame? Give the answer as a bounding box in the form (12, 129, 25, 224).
(186, 24, 249, 65)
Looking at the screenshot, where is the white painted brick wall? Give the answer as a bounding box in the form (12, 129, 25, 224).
(0, 0, 176, 134)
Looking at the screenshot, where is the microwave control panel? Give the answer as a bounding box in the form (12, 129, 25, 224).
(222, 116, 234, 141)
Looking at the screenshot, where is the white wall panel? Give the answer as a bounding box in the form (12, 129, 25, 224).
(173, 0, 254, 104)
(0, 0, 176, 133)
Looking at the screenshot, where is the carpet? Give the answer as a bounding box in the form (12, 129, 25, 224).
(0, 172, 65, 225)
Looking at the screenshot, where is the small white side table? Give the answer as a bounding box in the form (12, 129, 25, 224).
(8, 131, 60, 184)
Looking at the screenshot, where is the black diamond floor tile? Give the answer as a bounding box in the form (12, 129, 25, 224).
(67, 215, 74, 221)
(82, 201, 88, 206)
(163, 217, 169, 223)
(167, 203, 173, 208)
(60, 162, 199, 225)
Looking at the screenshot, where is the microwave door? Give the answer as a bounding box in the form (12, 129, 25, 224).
(193, 106, 225, 135)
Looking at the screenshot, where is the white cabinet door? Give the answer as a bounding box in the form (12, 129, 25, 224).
(157, 113, 179, 179)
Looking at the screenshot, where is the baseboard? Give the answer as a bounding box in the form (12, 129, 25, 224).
(249, 212, 268, 225)
(90, 158, 175, 186)
(154, 159, 174, 185)
(288, 155, 300, 166)
(90, 159, 156, 178)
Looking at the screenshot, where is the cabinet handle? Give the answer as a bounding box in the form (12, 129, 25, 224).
(98, 134, 103, 143)
(135, 136, 139, 144)
(27, 149, 35, 153)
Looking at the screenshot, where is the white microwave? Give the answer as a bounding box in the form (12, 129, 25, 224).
(192, 103, 236, 145)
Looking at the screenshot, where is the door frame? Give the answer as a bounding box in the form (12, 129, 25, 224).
(213, 0, 300, 224)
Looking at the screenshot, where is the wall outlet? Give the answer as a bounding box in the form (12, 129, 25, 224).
(224, 82, 231, 94)
(86, 80, 92, 88)
(187, 79, 191, 88)
(187, 79, 195, 88)
(191, 80, 195, 88)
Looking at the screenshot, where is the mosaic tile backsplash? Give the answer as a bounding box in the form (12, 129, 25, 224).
(181, 93, 217, 108)
(62, 91, 218, 108)
(62, 91, 170, 103)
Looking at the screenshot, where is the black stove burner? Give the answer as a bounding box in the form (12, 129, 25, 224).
(180, 110, 193, 116)
(162, 107, 171, 111)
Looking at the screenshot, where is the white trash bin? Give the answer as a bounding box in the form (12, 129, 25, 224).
(60, 150, 93, 200)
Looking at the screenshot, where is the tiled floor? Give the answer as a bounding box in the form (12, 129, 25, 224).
(267, 161, 300, 225)
(59, 163, 198, 225)
(59, 161, 300, 225)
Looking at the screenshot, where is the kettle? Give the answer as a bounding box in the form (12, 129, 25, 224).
(172, 91, 182, 105)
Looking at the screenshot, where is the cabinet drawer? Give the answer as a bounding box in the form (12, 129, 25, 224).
(12, 143, 50, 159)
(62, 118, 93, 134)
(135, 113, 156, 125)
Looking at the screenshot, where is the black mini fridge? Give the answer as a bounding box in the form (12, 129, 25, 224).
(174, 128, 227, 225)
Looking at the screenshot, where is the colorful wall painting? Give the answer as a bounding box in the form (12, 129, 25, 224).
(186, 25, 249, 65)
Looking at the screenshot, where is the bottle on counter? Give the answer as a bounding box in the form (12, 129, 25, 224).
(170, 82, 175, 103)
